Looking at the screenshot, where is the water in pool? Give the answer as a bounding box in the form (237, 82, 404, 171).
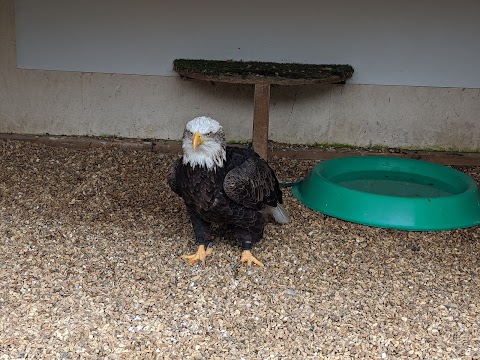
(330, 170, 459, 197)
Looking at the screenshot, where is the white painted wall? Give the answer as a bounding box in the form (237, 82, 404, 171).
(1, 0, 480, 151)
(15, 0, 480, 88)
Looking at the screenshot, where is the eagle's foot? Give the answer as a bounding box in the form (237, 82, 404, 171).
(181, 245, 213, 265)
(240, 250, 264, 267)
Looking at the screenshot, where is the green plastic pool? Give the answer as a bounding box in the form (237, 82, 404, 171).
(292, 156, 480, 231)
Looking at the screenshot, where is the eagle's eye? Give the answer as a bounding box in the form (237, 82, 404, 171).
(205, 132, 213, 137)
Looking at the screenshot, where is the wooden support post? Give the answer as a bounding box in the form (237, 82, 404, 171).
(252, 83, 271, 160)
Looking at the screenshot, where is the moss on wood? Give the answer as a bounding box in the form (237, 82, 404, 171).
(174, 59, 353, 81)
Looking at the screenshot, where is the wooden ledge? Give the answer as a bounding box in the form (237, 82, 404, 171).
(173, 59, 354, 160)
(173, 59, 354, 85)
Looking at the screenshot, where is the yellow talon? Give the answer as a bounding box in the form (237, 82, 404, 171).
(240, 250, 264, 267)
(181, 245, 213, 265)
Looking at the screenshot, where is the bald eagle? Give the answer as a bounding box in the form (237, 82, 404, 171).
(168, 116, 289, 267)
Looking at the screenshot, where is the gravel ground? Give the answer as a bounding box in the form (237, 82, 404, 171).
(0, 140, 479, 359)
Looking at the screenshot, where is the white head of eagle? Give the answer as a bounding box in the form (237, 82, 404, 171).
(182, 116, 227, 170)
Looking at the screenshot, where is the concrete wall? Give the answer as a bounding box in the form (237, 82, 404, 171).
(1, 0, 480, 150)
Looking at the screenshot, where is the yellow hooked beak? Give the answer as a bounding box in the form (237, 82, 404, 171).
(192, 131, 204, 151)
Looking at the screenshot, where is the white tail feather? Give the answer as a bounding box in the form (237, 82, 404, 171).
(266, 204, 290, 224)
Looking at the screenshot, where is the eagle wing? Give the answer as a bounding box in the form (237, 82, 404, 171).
(223, 150, 281, 210)
(167, 157, 182, 196)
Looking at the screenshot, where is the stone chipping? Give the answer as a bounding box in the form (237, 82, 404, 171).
(0, 140, 479, 359)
